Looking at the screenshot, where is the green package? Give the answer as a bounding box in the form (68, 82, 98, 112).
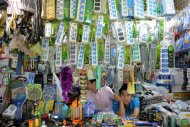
(98, 40, 104, 62)
(84, 44, 90, 64)
(77, 24, 83, 42)
(96, 65, 102, 90)
(84, 0, 93, 24)
(64, 0, 70, 20)
(62, 44, 69, 61)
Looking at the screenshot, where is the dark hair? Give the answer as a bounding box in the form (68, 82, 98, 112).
(119, 83, 128, 95)
(88, 79, 96, 84)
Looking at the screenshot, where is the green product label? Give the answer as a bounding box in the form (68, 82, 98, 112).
(84, 44, 90, 64)
(98, 41, 104, 62)
(84, 0, 93, 24)
(77, 24, 83, 42)
(96, 65, 102, 90)
(62, 44, 69, 61)
(156, 44, 160, 69)
(64, 0, 70, 20)
(124, 45, 131, 65)
(103, 14, 109, 35)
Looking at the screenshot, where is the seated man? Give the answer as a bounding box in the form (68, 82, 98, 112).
(113, 83, 140, 117)
(86, 79, 121, 112)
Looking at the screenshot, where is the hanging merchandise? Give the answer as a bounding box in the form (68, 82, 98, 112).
(149, 44, 157, 71)
(134, 0, 144, 19)
(69, 22, 78, 43)
(128, 66, 135, 94)
(140, 43, 149, 72)
(41, 0, 46, 19)
(156, 44, 161, 69)
(70, 0, 77, 19)
(168, 44, 174, 68)
(132, 44, 141, 63)
(146, 0, 157, 19)
(55, 22, 65, 46)
(56, 0, 64, 20)
(46, 0, 56, 20)
(124, 45, 131, 65)
(84, 0, 93, 24)
(84, 44, 90, 64)
(160, 0, 175, 16)
(114, 21, 126, 43)
(82, 25, 90, 43)
(123, 66, 130, 84)
(43, 85, 56, 113)
(108, 0, 118, 20)
(125, 21, 134, 45)
(11, 86, 27, 123)
(75, 0, 86, 23)
(77, 44, 85, 69)
(93, 0, 101, 13)
(91, 41, 98, 66)
(61, 66, 73, 102)
(121, 0, 134, 18)
(79, 69, 87, 102)
(55, 46, 63, 67)
(138, 23, 150, 43)
(96, 65, 102, 90)
(63, 0, 70, 20)
(104, 35, 110, 64)
(117, 45, 125, 69)
(110, 43, 117, 65)
(69, 44, 78, 65)
(95, 15, 104, 39)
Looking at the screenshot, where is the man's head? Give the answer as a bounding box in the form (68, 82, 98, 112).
(119, 84, 133, 106)
(87, 79, 97, 92)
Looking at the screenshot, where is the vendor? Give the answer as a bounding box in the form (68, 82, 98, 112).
(113, 84, 140, 117)
(86, 78, 121, 112)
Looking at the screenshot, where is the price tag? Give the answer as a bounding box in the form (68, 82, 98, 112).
(114, 22, 126, 43)
(132, 44, 141, 63)
(70, 0, 77, 19)
(117, 46, 124, 69)
(70, 44, 77, 65)
(146, 0, 157, 18)
(91, 42, 98, 66)
(56, 0, 64, 20)
(108, 0, 118, 20)
(45, 23, 52, 38)
(82, 25, 90, 43)
(125, 21, 134, 45)
(95, 15, 104, 39)
(94, 0, 101, 13)
(55, 22, 64, 46)
(55, 46, 62, 67)
(134, 0, 144, 19)
(76, 0, 86, 22)
(69, 23, 78, 42)
(104, 36, 110, 64)
(77, 44, 85, 69)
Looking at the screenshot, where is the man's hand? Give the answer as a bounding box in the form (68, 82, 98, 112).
(113, 94, 122, 102)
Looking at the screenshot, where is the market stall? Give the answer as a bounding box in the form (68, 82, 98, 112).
(0, 0, 190, 127)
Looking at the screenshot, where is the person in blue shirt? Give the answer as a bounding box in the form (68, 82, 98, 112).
(113, 83, 140, 118)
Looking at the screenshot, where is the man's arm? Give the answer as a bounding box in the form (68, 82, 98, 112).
(113, 94, 125, 117)
(130, 97, 140, 117)
(130, 109, 140, 117)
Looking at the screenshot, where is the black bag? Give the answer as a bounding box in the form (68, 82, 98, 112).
(0, 0, 8, 9)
